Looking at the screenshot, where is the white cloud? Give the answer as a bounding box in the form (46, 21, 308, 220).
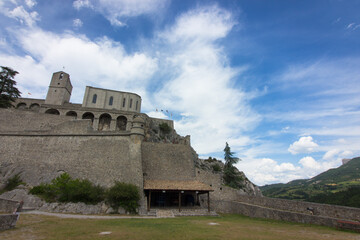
(162, 4, 235, 42)
(299, 156, 322, 170)
(5, 5, 39, 27)
(73, 0, 93, 10)
(73, 0, 168, 26)
(323, 149, 353, 161)
(150, 5, 259, 154)
(347, 23, 355, 29)
(146, 111, 168, 119)
(323, 149, 340, 160)
(25, 0, 36, 8)
(237, 158, 302, 186)
(288, 136, 319, 155)
(0, 28, 158, 102)
(73, 18, 83, 28)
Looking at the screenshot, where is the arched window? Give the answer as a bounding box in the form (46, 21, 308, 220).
(29, 103, 40, 112)
(92, 94, 97, 103)
(66, 111, 77, 119)
(109, 96, 113, 106)
(122, 98, 126, 108)
(116, 116, 127, 131)
(129, 99, 133, 108)
(45, 109, 60, 115)
(136, 101, 138, 111)
(98, 113, 112, 131)
(16, 103, 27, 109)
(59, 73, 64, 80)
(82, 112, 94, 123)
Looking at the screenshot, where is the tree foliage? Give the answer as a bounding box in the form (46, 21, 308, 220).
(0, 66, 21, 108)
(159, 122, 171, 134)
(106, 181, 140, 214)
(223, 142, 243, 189)
(29, 173, 105, 204)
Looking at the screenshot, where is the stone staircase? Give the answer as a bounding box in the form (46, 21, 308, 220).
(147, 208, 218, 218)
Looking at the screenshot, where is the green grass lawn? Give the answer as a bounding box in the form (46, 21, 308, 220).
(0, 214, 358, 240)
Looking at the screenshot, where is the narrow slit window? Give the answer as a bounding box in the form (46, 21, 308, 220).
(92, 94, 97, 103)
(129, 99, 133, 108)
(136, 101, 138, 110)
(109, 96, 113, 106)
(122, 98, 126, 108)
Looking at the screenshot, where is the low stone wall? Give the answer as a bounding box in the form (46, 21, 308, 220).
(0, 198, 20, 213)
(0, 214, 19, 231)
(236, 195, 360, 222)
(214, 200, 340, 228)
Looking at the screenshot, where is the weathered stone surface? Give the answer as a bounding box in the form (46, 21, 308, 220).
(195, 158, 262, 205)
(0, 214, 18, 231)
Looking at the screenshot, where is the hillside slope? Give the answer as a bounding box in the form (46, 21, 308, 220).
(260, 157, 360, 207)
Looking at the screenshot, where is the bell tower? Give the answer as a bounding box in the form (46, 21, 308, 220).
(45, 71, 73, 105)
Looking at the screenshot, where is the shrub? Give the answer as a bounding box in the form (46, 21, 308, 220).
(1, 173, 24, 193)
(159, 123, 171, 134)
(106, 182, 140, 214)
(29, 173, 105, 204)
(212, 164, 222, 173)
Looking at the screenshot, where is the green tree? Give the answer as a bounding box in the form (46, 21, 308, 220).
(224, 142, 239, 167)
(0, 66, 21, 108)
(223, 142, 242, 189)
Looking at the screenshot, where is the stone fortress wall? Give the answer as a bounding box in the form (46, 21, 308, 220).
(213, 196, 360, 232)
(142, 142, 197, 181)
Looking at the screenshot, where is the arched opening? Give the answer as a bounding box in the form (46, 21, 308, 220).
(82, 112, 94, 123)
(109, 96, 113, 106)
(116, 116, 127, 131)
(16, 103, 27, 109)
(29, 103, 40, 111)
(98, 113, 112, 131)
(92, 94, 97, 103)
(66, 111, 77, 119)
(45, 109, 60, 115)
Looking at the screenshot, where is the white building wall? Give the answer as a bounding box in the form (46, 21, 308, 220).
(82, 86, 141, 113)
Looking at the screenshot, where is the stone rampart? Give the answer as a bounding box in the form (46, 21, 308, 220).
(0, 198, 20, 213)
(142, 142, 196, 181)
(0, 108, 74, 132)
(0, 214, 18, 231)
(214, 200, 339, 228)
(236, 195, 360, 222)
(0, 135, 142, 188)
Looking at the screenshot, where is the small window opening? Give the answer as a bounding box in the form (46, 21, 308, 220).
(109, 96, 113, 106)
(136, 101, 138, 110)
(122, 98, 126, 108)
(92, 94, 97, 104)
(129, 99, 133, 108)
(59, 73, 64, 80)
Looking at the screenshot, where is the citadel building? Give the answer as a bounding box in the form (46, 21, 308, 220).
(2, 71, 257, 214)
(4, 72, 359, 232)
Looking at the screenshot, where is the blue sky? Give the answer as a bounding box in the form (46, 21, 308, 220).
(1, 0, 360, 186)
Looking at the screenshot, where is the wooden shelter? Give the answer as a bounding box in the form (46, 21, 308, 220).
(144, 180, 213, 212)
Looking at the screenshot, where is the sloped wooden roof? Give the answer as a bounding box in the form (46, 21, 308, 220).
(144, 180, 213, 191)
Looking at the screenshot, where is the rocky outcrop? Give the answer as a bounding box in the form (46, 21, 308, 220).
(0, 189, 126, 215)
(196, 158, 262, 197)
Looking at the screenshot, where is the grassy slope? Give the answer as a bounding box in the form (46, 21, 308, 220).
(0, 214, 358, 240)
(260, 157, 360, 206)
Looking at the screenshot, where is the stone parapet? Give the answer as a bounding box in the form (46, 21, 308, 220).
(0, 214, 19, 231)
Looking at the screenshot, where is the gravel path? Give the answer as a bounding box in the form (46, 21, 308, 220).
(21, 210, 157, 219)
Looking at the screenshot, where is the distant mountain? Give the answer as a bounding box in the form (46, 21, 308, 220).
(260, 157, 360, 208)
